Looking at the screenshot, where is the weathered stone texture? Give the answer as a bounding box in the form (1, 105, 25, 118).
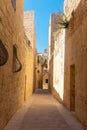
(48, 13, 65, 99)
(49, 13, 62, 55)
(64, 0, 87, 127)
(0, 1, 36, 130)
(35, 54, 43, 89)
(53, 29, 65, 102)
(48, 13, 59, 91)
(24, 11, 35, 48)
(24, 47, 35, 100)
(64, 0, 81, 19)
(43, 73, 48, 89)
(48, 1, 87, 127)
(24, 11, 36, 94)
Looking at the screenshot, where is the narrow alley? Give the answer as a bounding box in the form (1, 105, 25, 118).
(0, 0, 87, 130)
(5, 89, 84, 130)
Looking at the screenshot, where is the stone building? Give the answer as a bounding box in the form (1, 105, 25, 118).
(24, 11, 36, 48)
(64, 0, 87, 127)
(42, 49, 48, 89)
(43, 72, 48, 89)
(48, 13, 59, 92)
(24, 11, 36, 96)
(48, 13, 65, 101)
(0, 1, 36, 129)
(48, 0, 87, 127)
(35, 49, 48, 90)
(35, 53, 43, 89)
(53, 29, 65, 102)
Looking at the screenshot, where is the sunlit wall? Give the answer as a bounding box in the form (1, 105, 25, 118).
(53, 30, 65, 100)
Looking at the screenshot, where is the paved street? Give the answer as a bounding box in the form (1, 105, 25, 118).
(5, 89, 84, 130)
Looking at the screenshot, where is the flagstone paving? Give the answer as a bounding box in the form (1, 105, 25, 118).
(5, 89, 84, 130)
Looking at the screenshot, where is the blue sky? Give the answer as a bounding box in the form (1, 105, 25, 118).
(24, 0, 64, 53)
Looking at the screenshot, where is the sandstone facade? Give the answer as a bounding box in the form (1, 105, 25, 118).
(35, 53, 43, 89)
(48, 13, 60, 91)
(24, 11, 35, 48)
(53, 29, 65, 102)
(64, 0, 81, 20)
(24, 11, 36, 95)
(0, 1, 36, 129)
(43, 72, 48, 89)
(64, 0, 87, 127)
(48, 0, 87, 127)
(48, 13, 65, 99)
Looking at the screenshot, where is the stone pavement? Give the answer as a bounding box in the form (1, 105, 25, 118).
(5, 89, 84, 130)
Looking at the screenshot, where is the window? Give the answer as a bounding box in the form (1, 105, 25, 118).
(37, 70, 40, 73)
(46, 79, 48, 83)
(11, 0, 16, 10)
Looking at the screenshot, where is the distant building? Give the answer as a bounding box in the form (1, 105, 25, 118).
(35, 53, 43, 89)
(24, 11, 35, 48)
(24, 11, 36, 94)
(48, 13, 64, 93)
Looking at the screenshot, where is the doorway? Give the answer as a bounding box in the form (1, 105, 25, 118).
(70, 64, 75, 111)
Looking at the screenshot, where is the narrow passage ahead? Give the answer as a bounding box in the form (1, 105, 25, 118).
(5, 89, 84, 130)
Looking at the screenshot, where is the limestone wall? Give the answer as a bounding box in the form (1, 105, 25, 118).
(24, 11, 35, 48)
(24, 11, 36, 93)
(43, 73, 48, 89)
(48, 13, 59, 91)
(0, 1, 36, 129)
(35, 54, 43, 89)
(64, 0, 87, 127)
(23, 41, 35, 101)
(53, 29, 65, 102)
(64, 0, 81, 19)
(48, 13, 65, 99)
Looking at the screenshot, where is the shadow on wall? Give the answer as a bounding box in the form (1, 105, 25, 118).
(63, 0, 87, 127)
(52, 87, 63, 103)
(13, 44, 22, 73)
(0, 40, 8, 66)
